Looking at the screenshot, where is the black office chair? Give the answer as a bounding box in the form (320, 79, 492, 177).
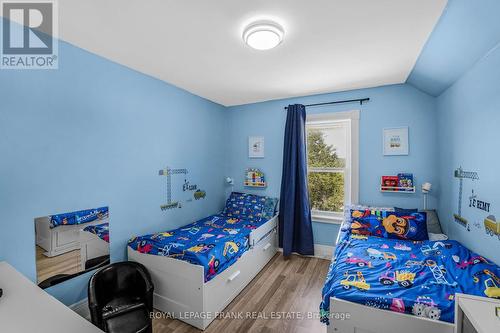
(88, 261, 154, 333)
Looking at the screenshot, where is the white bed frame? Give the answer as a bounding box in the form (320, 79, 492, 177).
(128, 215, 278, 330)
(327, 295, 455, 333)
(35, 216, 108, 257)
(79, 229, 110, 270)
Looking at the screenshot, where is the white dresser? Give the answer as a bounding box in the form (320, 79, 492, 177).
(0, 261, 102, 333)
(455, 293, 500, 333)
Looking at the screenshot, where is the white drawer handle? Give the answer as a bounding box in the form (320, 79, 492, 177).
(263, 243, 271, 251)
(228, 270, 241, 282)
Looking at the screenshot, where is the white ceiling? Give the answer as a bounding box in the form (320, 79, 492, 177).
(57, 0, 447, 106)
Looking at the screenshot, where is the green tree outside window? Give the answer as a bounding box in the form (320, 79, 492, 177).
(307, 129, 345, 212)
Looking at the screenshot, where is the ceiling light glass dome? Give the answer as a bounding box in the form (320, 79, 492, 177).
(243, 21, 284, 50)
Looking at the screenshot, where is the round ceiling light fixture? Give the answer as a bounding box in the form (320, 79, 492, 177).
(243, 20, 284, 50)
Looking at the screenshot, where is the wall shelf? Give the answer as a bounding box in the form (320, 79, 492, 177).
(244, 181, 267, 188)
(380, 186, 415, 193)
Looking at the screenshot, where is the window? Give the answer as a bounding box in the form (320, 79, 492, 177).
(306, 111, 359, 224)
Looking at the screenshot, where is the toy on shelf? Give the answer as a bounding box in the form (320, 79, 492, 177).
(381, 176, 399, 191)
(380, 173, 415, 193)
(244, 168, 267, 188)
(397, 173, 414, 192)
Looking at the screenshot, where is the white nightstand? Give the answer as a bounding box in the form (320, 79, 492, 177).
(455, 293, 500, 333)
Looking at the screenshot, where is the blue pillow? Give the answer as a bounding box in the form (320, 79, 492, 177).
(263, 197, 279, 219)
(350, 209, 428, 241)
(223, 192, 265, 220)
(223, 192, 278, 221)
(394, 207, 418, 214)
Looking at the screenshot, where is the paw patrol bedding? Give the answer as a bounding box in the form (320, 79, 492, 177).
(128, 214, 269, 282)
(320, 232, 500, 324)
(351, 209, 429, 241)
(83, 223, 109, 242)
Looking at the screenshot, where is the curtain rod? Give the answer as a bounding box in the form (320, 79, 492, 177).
(283, 98, 369, 109)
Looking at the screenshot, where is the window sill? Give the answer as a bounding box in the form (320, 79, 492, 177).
(311, 213, 343, 225)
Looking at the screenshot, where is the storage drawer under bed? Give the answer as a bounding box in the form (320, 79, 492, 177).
(203, 227, 278, 316)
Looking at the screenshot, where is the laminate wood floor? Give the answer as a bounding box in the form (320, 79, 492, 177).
(36, 245, 82, 283)
(152, 253, 330, 333)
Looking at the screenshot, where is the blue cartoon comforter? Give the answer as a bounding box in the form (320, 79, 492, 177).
(128, 214, 269, 282)
(83, 223, 109, 243)
(320, 234, 500, 324)
(50, 207, 108, 228)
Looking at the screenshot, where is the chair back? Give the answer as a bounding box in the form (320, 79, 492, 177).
(88, 261, 154, 330)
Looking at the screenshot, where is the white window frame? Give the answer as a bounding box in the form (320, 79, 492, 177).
(306, 110, 359, 224)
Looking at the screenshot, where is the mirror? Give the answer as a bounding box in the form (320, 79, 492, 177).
(34, 206, 110, 288)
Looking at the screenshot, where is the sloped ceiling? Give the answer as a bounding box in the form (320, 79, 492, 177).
(407, 0, 500, 96)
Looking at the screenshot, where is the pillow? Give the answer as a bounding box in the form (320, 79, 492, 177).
(350, 209, 428, 241)
(394, 207, 418, 214)
(223, 192, 267, 220)
(428, 233, 448, 241)
(421, 209, 443, 234)
(262, 197, 279, 219)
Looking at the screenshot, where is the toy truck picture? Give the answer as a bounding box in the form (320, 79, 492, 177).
(456, 256, 490, 269)
(473, 269, 500, 298)
(341, 271, 370, 291)
(412, 296, 441, 320)
(367, 248, 396, 261)
(484, 279, 500, 298)
(421, 245, 442, 256)
(345, 256, 372, 268)
(379, 270, 416, 288)
(194, 189, 206, 200)
(405, 260, 426, 268)
(484, 215, 499, 239)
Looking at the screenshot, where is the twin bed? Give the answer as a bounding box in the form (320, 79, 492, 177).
(125, 195, 499, 332)
(321, 206, 500, 333)
(127, 192, 279, 330)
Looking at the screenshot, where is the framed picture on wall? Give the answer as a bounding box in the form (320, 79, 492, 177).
(383, 127, 409, 156)
(248, 136, 265, 158)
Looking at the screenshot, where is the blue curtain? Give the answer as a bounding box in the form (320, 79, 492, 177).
(279, 104, 314, 256)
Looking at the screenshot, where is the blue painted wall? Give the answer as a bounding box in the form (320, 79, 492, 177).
(226, 84, 439, 246)
(436, 41, 500, 265)
(0, 39, 228, 305)
(3, 0, 500, 306)
(407, 0, 500, 96)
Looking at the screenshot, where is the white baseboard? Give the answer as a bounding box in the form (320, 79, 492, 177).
(313, 244, 335, 259)
(278, 244, 335, 260)
(69, 298, 91, 321)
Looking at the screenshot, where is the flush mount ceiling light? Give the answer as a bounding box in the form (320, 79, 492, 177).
(242, 20, 284, 50)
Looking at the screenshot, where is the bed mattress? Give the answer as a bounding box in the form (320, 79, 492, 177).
(128, 214, 270, 282)
(320, 234, 500, 324)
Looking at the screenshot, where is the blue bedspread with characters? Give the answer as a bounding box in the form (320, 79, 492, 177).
(50, 207, 108, 229)
(128, 214, 269, 282)
(83, 223, 109, 243)
(320, 233, 500, 324)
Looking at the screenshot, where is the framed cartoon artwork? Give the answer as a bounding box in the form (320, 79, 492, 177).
(383, 127, 409, 156)
(248, 136, 265, 158)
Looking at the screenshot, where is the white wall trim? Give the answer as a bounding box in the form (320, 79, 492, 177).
(313, 244, 335, 259)
(278, 244, 335, 260)
(69, 298, 91, 321)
